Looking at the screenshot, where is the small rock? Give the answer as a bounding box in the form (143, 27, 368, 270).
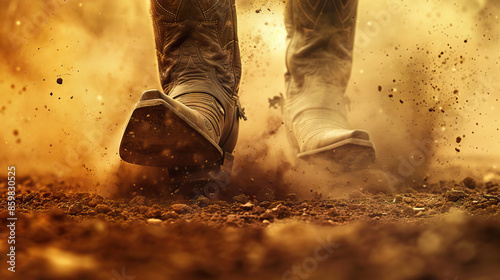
(95, 204, 112, 214)
(51, 191, 67, 200)
(403, 196, 413, 204)
(68, 204, 83, 215)
(170, 204, 192, 214)
(196, 196, 210, 207)
(446, 190, 469, 202)
(130, 195, 146, 206)
(463, 177, 477, 189)
(147, 218, 162, 224)
(161, 211, 180, 220)
(394, 195, 403, 203)
(241, 202, 254, 211)
(260, 209, 275, 220)
(274, 204, 291, 219)
(233, 194, 249, 204)
(262, 219, 271, 224)
(145, 207, 162, 219)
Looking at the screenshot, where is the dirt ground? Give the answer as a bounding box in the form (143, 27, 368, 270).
(1, 1, 499, 280)
(1, 174, 500, 280)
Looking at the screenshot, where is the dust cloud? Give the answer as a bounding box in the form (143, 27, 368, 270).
(1, 0, 498, 198)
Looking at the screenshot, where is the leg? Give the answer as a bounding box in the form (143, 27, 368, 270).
(284, 0, 375, 167)
(120, 0, 245, 181)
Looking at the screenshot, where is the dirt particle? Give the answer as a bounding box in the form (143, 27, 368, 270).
(378, 85, 382, 92)
(463, 177, 477, 189)
(57, 78, 63, 84)
(456, 136, 462, 143)
(13, 130, 19, 136)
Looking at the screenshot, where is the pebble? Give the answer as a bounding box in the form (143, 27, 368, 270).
(147, 219, 162, 224)
(241, 202, 254, 211)
(403, 197, 413, 204)
(145, 207, 162, 218)
(95, 204, 112, 214)
(51, 191, 67, 200)
(170, 204, 192, 214)
(161, 211, 180, 220)
(274, 205, 291, 219)
(196, 196, 210, 207)
(446, 190, 469, 202)
(68, 204, 83, 215)
(260, 209, 275, 220)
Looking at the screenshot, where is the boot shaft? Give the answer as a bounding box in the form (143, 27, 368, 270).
(285, 0, 358, 101)
(150, 0, 244, 153)
(151, 0, 241, 99)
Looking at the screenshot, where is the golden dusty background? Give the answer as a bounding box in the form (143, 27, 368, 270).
(1, 0, 499, 196)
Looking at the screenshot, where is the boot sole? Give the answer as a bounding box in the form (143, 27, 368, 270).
(119, 99, 223, 168)
(298, 138, 376, 169)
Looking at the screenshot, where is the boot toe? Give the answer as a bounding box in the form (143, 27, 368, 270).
(297, 129, 376, 168)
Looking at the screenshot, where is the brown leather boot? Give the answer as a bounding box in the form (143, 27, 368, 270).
(120, 0, 245, 177)
(284, 0, 375, 167)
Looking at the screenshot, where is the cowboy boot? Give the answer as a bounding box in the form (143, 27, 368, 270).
(284, 0, 375, 167)
(120, 0, 245, 180)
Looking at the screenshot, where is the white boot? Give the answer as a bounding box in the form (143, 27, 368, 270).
(284, 0, 375, 167)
